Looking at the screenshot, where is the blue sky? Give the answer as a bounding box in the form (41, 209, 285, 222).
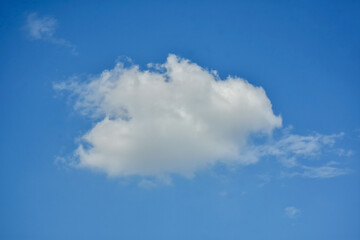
(1, 0, 359, 239)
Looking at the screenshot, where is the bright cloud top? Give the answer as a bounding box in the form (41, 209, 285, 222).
(56, 54, 282, 177)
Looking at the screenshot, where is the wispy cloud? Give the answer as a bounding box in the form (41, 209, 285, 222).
(244, 130, 345, 164)
(301, 165, 351, 178)
(24, 12, 77, 55)
(283, 162, 351, 179)
(257, 174, 272, 188)
(285, 206, 301, 219)
(245, 130, 352, 179)
(138, 175, 172, 189)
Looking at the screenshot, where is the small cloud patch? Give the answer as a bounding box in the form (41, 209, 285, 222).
(285, 206, 301, 219)
(24, 12, 77, 55)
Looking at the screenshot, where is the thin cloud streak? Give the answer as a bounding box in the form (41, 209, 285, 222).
(283, 163, 352, 179)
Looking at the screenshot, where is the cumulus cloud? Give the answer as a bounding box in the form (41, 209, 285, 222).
(24, 12, 77, 54)
(55, 55, 351, 181)
(285, 206, 301, 219)
(55, 54, 282, 177)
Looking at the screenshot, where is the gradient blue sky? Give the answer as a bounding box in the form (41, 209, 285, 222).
(1, 0, 359, 239)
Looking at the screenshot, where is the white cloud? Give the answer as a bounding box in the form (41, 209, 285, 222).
(246, 131, 344, 162)
(25, 12, 57, 39)
(301, 165, 350, 178)
(55, 55, 351, 181)
(281, 161, 351, 179)
(55, 54, 282, 177)
(24, 12, 77, 54)
(243, 130, 352, 179)
(254, 131, 352, 179)
(285, 206, 301, 219)
(336, 148, 353, 157)
(300, 164, 350, 179)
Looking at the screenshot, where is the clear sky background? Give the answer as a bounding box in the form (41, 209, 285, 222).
(1, 0, 359, 239)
